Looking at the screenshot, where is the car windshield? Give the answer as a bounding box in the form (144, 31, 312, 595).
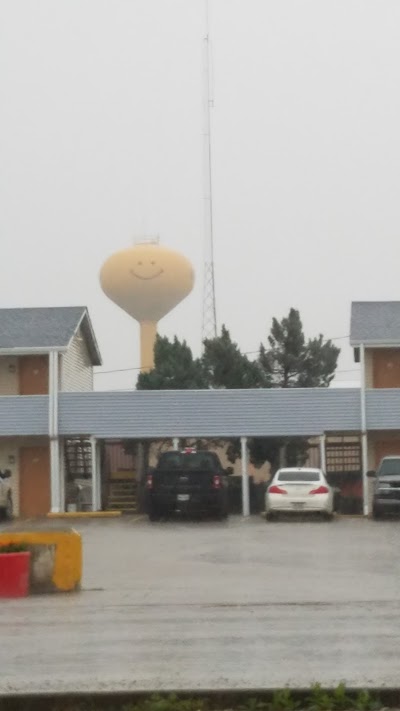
(378, 459, 400, 477)
(157, 452, 218, 472)
(277, 471, 321, 482)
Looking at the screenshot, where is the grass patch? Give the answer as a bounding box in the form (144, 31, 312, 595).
(0, 686, 389, 711)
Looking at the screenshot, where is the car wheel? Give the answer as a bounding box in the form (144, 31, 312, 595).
(148, 509, 162, 522)
(323, 511, 333, 521)
(217, 507, 228, 521)
(265, 511, 277, 522)
(0, 494, 13, 522)
(6, 494, 13, 520)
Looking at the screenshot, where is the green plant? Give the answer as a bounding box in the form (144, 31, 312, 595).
(307, 682, 353, 711)
(331, 683, 353, 711)
(0, 542, 29, 554)
(239, 698, 269, 711)
(122, 694, 207, 711)
(353, 690, 382, 711)
(269, 689, 301, 711)
(307, 683, 335, 711)
(52, 704, 99, 711)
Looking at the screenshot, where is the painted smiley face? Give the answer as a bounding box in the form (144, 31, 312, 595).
(100, 243, 195, 322)
(129, 260, 164, 280)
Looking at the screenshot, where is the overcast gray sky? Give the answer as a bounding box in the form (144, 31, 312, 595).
(1, 0, 400, 390)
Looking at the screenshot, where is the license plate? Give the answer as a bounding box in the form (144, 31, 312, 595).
(292, 502, 305, 509)
(178, 494, 190, 502)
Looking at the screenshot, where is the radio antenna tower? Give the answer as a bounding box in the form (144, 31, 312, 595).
(201, 0, 217, 344)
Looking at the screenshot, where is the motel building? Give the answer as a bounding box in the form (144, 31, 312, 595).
(0, 301, 399, 518)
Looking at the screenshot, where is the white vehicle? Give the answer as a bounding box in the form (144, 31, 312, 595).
(265, 467, 334, 521)
(0, 470, 13, 520)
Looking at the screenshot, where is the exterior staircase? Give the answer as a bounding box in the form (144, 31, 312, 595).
(65, 438, 92, 479)
(107, 479, 138, 514)
(64, 438, 93, 511)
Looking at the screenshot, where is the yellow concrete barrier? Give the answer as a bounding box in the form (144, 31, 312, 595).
(0, 529, 82, 593)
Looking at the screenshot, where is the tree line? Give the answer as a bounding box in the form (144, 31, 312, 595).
(135, 308, 340, 470)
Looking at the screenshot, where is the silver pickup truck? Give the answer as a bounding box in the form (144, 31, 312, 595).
(368, 456, 400, 519)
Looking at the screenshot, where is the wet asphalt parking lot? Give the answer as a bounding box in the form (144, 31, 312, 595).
(1, 514, 400, 694)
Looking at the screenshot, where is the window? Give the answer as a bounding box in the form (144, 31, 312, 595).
(277, 471, 321, 482)
(158, 452, 218, 472)
(378, 459, 400, 477)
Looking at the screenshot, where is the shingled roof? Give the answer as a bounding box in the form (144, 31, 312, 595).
(350, 301, 400, 346)
(0, 307, 101, 365)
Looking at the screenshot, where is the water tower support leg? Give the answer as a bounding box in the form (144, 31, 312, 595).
(140, 321, 158, 372)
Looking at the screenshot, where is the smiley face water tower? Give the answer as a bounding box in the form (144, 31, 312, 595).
(100, 239, 195, 372)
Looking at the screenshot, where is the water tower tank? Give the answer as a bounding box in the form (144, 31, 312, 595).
(100, 240, 194, 371)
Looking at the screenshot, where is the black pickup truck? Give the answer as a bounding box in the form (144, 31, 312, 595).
(145, 449, 230, 521)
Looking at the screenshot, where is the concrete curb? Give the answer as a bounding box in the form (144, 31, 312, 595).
(259, 512, 368, 520)
(47, 511, 122, 519)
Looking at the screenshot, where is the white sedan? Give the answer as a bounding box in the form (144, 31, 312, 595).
(265, 467, 334, 521)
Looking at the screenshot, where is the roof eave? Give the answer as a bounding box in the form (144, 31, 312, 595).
(0, 347, 66, 356)
(67, 309, 102, 366)
(350, 340, 400, 348)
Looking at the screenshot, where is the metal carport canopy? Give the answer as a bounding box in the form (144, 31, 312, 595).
(58, 388, 362, 439)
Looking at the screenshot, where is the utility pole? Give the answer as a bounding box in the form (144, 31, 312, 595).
(201, 0, 217, 344)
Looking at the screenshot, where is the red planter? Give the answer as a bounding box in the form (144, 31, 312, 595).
(0, 552, 30, 598)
